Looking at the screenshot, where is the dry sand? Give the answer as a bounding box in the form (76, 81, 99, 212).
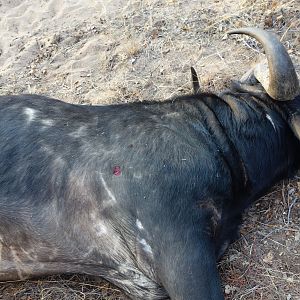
(0, 0, 299, 299)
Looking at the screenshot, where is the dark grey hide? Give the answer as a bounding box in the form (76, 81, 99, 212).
(0, 28, 300, 300)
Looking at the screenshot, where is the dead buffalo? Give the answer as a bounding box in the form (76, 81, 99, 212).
(0, 28, 299, 300)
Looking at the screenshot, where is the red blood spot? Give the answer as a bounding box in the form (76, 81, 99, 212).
(113, 166, 121, 176)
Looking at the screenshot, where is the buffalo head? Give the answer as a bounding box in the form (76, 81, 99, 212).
(227, 27, 300, 140)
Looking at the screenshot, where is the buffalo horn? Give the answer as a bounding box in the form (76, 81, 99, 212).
(228, 27, 299, 101)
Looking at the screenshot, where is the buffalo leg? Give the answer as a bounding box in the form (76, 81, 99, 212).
(155, 228, 224, 300)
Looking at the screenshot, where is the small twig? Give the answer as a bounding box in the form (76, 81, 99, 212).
(280, 20, 299, 41)
(281, 181, 287, 206)
(258, 226, 287, 242)
(287, 196, 299, 226)
(242, 40, 261, 54)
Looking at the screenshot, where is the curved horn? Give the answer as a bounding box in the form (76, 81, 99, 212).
(227, 27, 299, 101)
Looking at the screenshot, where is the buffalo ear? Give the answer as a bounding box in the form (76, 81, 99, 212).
(191, 67, 200, 94)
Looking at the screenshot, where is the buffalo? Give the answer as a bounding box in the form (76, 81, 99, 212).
(0, 28, 299, 300)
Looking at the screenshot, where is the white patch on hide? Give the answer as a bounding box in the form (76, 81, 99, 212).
(165, 112, 180, 117)
(90, 213, 109, 238)
(133, 173, 142, 179)
(89, 212, 97, 221)
(23, 107, 37, 123)
(136, 219, 144, 230)
(52, 156, 65, 167)
(100, 175, 116, 203)
(94, 221, 108, 236)
(139, 239, 153, 254)
(20, 247, 35, 261)
(41, 119, 54, 126)
(10, 247, 25, 280)
(266, 114, 276, 130)
(69, 126, 87, 138)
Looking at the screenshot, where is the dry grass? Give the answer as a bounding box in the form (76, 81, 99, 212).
(0, 0, 299, 299)
(220, 178, 300, 300)
(0, 275, 124, 300)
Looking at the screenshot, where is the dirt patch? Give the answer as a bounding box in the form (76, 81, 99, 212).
(0, 0, 299, 299)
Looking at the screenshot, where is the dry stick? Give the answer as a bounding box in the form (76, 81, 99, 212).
(282, 181, 287, 207)
(279, 0, 296, 9)
(238, 243, 254, 279)
(287, 196, 299, 226)
(265, 268, 280, 297)
(242, 40, 261, 54)
(239, 286, 261, 299)
(259, 226, 288, 242)
(198, 49, 230, 63)
(280, 20, 300, 42)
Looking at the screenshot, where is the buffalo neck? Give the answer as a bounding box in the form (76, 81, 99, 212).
(216, 92, 300, 202)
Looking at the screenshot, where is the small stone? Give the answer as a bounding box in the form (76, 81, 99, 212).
(224, 285, 237, 294)
(263, 251, 274, 264)
(224, 285, 231, 294)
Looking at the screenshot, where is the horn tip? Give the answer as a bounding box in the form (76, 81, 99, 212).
(227, 27, 266, 36)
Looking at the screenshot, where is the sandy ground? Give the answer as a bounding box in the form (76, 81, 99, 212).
(0, 0, 299, 299)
